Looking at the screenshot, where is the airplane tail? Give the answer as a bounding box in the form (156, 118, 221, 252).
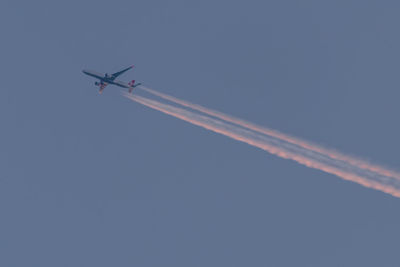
(128, 80, 141, 93)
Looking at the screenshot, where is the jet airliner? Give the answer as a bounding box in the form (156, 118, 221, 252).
(82, 65, 141, 94)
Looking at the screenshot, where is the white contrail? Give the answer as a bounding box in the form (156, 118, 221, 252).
(139, 86, 400, 181)
(124, 92, 400, 198)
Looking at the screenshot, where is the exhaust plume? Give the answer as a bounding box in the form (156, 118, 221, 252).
(124, 91, 400, 198)
(139, 86, 400, 181)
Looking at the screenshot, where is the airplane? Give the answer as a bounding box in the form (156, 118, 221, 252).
(82, 65, 141, 94)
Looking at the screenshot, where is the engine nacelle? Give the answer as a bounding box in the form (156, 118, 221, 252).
(95, 81, 100, 86)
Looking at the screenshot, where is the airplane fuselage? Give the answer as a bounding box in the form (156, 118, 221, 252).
(82, 69, 131, 88)
(83, 65, 141, 94)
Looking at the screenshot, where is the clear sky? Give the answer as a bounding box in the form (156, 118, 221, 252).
(2, 0, 400, 266)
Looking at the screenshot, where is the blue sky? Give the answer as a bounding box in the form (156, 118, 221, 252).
(2, 0, 400, 266)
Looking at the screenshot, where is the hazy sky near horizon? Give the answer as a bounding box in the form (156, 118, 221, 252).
(2, 0, 400, 266)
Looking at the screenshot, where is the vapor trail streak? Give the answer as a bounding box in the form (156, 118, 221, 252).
(124, 92, 400, 198)
(140, 86, 400, 180)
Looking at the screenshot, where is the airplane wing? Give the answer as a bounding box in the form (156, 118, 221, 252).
(111, 65, 134, 80)
(82, 70, 104, 80)
(99, 83, 108, 94)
